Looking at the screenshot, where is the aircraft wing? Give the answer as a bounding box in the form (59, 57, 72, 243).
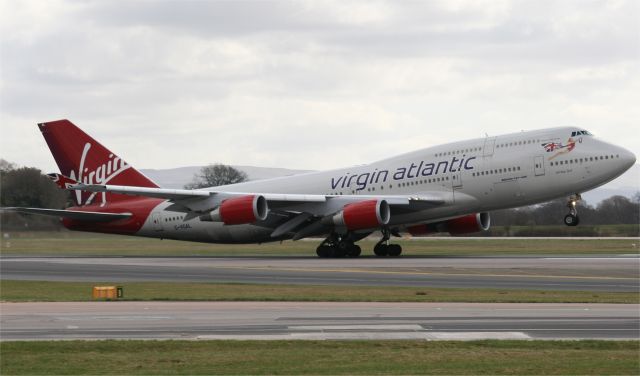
(65, 181, 446, 208)
(1, 207, 132, 222)
(42, 174, 453, 239)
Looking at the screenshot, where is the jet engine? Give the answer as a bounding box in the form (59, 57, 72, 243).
(201, 195, 268, 225)
(330, 199, 390, 231)
(407, 212, 490, 236)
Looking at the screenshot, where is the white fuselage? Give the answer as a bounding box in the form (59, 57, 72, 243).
(138, 127, 635, 243)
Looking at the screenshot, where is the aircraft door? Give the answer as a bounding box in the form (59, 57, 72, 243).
(152, 212, 163, 231)
(534, 156, 545, 176)
(483, 137, 497, 157)
(452, 170, 463, 189)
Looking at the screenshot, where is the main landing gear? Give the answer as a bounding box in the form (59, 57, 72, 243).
(564, 193, 581, 227)
(316, 234, 361, 258)
(315, 230, 403, 258)
(373, 228, 402, 257)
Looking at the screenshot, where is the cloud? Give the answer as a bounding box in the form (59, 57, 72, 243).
(1, 0, 638, 173)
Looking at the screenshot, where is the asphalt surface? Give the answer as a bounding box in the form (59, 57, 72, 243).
(1, 302, 637, 341)
(1, 255, 638, 291)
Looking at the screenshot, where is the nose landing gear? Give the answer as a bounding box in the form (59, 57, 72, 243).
(564, 194, 581, 227)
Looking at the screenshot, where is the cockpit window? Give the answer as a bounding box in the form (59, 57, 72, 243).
(571, 130, 593, 137)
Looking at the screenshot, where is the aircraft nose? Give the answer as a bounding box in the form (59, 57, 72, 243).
(618, 146, 636, 170)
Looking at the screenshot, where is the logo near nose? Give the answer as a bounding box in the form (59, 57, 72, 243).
(542, 137, 577, 160)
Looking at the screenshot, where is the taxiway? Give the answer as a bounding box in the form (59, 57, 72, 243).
(1, 255, 638, 291)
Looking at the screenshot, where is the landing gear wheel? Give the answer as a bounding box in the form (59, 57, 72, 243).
(387, 244, 402, 257)
(564, 214, 579, 227)
(316, 245, 331, 258)
(346, 244, 361, 258)
(317, 233, 362, 258)
(333, 243, 347, 258)
(374, 243, 389, 257)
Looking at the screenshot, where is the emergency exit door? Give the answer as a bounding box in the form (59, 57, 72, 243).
(534, 156, 545, 176)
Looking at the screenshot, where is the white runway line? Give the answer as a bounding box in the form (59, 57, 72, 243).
(288, 325, 423, 331)
(545, 257, 640, 260)
(425, 332, 532, 340)
(195, 332, 532, 341)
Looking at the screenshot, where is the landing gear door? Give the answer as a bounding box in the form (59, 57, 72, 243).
(534, 155, 545, 176)
(152, 212, 163, 231)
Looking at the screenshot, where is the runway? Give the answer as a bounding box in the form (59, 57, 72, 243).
(1, 302, 637, 341)
(1, 255, 638, 291)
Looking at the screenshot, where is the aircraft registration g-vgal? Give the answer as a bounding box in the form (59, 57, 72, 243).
(4, 120, 636, 257)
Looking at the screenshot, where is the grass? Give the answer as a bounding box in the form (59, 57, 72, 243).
(1, 231, 639, 256)
(2, 280, 638, 303)
(1, 340, 638, 375)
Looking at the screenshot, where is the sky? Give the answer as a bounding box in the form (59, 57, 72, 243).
(1, 0, 638, 173)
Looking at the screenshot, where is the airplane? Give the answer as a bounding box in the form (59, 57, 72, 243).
(3, 120, 636, 257)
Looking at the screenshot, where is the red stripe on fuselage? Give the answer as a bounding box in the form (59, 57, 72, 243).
(62, 198, 164, 235)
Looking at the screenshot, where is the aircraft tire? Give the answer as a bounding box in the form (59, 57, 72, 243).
(564, 214, 579, 227)
(316, 246, 330, 258)
(333, 243, 347, 258)
(373, 243, 388, 257)
(346, 244, 361, 258)
(387, 244, 402, 257)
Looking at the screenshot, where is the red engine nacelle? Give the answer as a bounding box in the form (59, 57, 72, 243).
(204, 195, 269, 225)
(407, 213, 490, 236)
(331, 199, 390, 231)
(446, 213, 491, 235)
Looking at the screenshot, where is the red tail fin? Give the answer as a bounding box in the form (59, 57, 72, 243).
(38, 119, 158, 206)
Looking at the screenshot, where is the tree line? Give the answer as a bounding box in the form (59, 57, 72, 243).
(1, 159, 638, 232)
(491, 194, 639, 226)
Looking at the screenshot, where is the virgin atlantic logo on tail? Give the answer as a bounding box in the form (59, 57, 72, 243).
(69, 142, 131, 205)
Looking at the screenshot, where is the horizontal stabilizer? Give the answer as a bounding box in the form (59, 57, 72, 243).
(47, 173, 80, 189)
(68, 183, 212, 200)
(1, 207, 131, 222)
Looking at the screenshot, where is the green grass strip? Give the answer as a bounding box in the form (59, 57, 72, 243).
(1, 340, 638, 375)
(1, 232, 639, 256)
(1, 280, 637, 303)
